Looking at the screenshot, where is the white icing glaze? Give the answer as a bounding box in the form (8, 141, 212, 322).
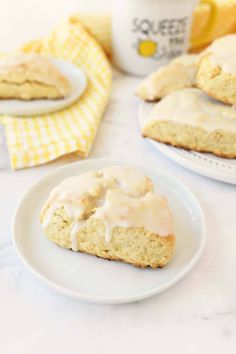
(147, 88, 236, 133)
(45, 170, 116, 221)
(41, 166, 174, 246)
(101, 165, 153, 197)
(103, 221, 113, 243)
(41, 202, 60, 229)
(207, 34, 236, 75)
(92, 190, 173, 242)
(71, 221, 86, 251)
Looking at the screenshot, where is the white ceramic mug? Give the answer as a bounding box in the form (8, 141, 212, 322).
(112, 0, 197, 76)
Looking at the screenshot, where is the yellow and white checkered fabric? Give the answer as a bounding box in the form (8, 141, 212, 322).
(0, 15, 111, 169)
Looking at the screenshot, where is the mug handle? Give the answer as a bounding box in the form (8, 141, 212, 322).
(191, 0, 218, 48)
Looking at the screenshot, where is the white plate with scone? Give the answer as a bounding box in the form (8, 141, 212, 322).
(136, 36, 236, 185)
(12, 159, 206, 304)
(139, 97, 236, 185)
(0, 53, 87, 116)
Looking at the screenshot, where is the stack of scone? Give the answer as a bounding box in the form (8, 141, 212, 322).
(136, 34, 236, 158)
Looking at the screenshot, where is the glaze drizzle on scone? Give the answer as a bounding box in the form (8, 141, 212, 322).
(41, 166, 174, 250)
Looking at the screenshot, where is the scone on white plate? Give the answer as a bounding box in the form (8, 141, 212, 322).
(142, 88, 236, 158)
(0, 53, 71, 100)
(136, 54, 199, 101)
(197, 34, 236, 105)
(40, 166, 175, 269)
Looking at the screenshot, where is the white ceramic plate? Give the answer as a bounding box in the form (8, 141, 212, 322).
(12, 159, 206, 304)
(139, 101, 236, 185)
(0, 58, 87, 116)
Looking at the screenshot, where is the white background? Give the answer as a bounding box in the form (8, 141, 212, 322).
(0, 0, 110, 50)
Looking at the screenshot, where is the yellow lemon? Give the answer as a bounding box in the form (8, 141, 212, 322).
(138, 40, 158, 57)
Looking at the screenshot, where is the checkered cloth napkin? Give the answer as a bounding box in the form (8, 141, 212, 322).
(0, 15, 112, 169)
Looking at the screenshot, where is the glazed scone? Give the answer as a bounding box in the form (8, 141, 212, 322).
(136, 54, 199, 101)
(142, 88, 236, 158)
(40, 166, 175, 269)
(197, 35, 236, 105)
(0, 53, 71, 100)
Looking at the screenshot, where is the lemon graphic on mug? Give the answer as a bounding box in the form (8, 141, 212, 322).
(137, 39, 158, 57)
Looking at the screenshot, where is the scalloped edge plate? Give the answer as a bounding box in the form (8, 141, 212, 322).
(139, 101, 236, 185)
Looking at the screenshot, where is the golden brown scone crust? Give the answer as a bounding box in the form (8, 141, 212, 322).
(141, 88, 236, 158)
(197, 54, 236, 105)
(40, 206, 175, 270)
(136, 55, 199, 102)
(0, 52, 71, 100)
(143, 125, 236, 159)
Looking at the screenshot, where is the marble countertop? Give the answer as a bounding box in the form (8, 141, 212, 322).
(0, 71, 236, 353)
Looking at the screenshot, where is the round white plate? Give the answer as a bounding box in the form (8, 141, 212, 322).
(139, 101, 236, 185)
(12, 159, 206, 304)
(0, 58, 87, 116)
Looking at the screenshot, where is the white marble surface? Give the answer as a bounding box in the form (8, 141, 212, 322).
(0, 70, 236, 353)
(1, 1, 236, 351)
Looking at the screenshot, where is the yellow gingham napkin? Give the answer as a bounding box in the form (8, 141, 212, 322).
(0, 15, 111, 169)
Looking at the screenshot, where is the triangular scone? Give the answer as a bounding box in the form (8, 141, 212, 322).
(136, 54, 199, 101)
(197, 34, 236, 105)
(142, 88, 236, 158)
(40, 166, 175, 269)
(0, 53, 71, 100)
